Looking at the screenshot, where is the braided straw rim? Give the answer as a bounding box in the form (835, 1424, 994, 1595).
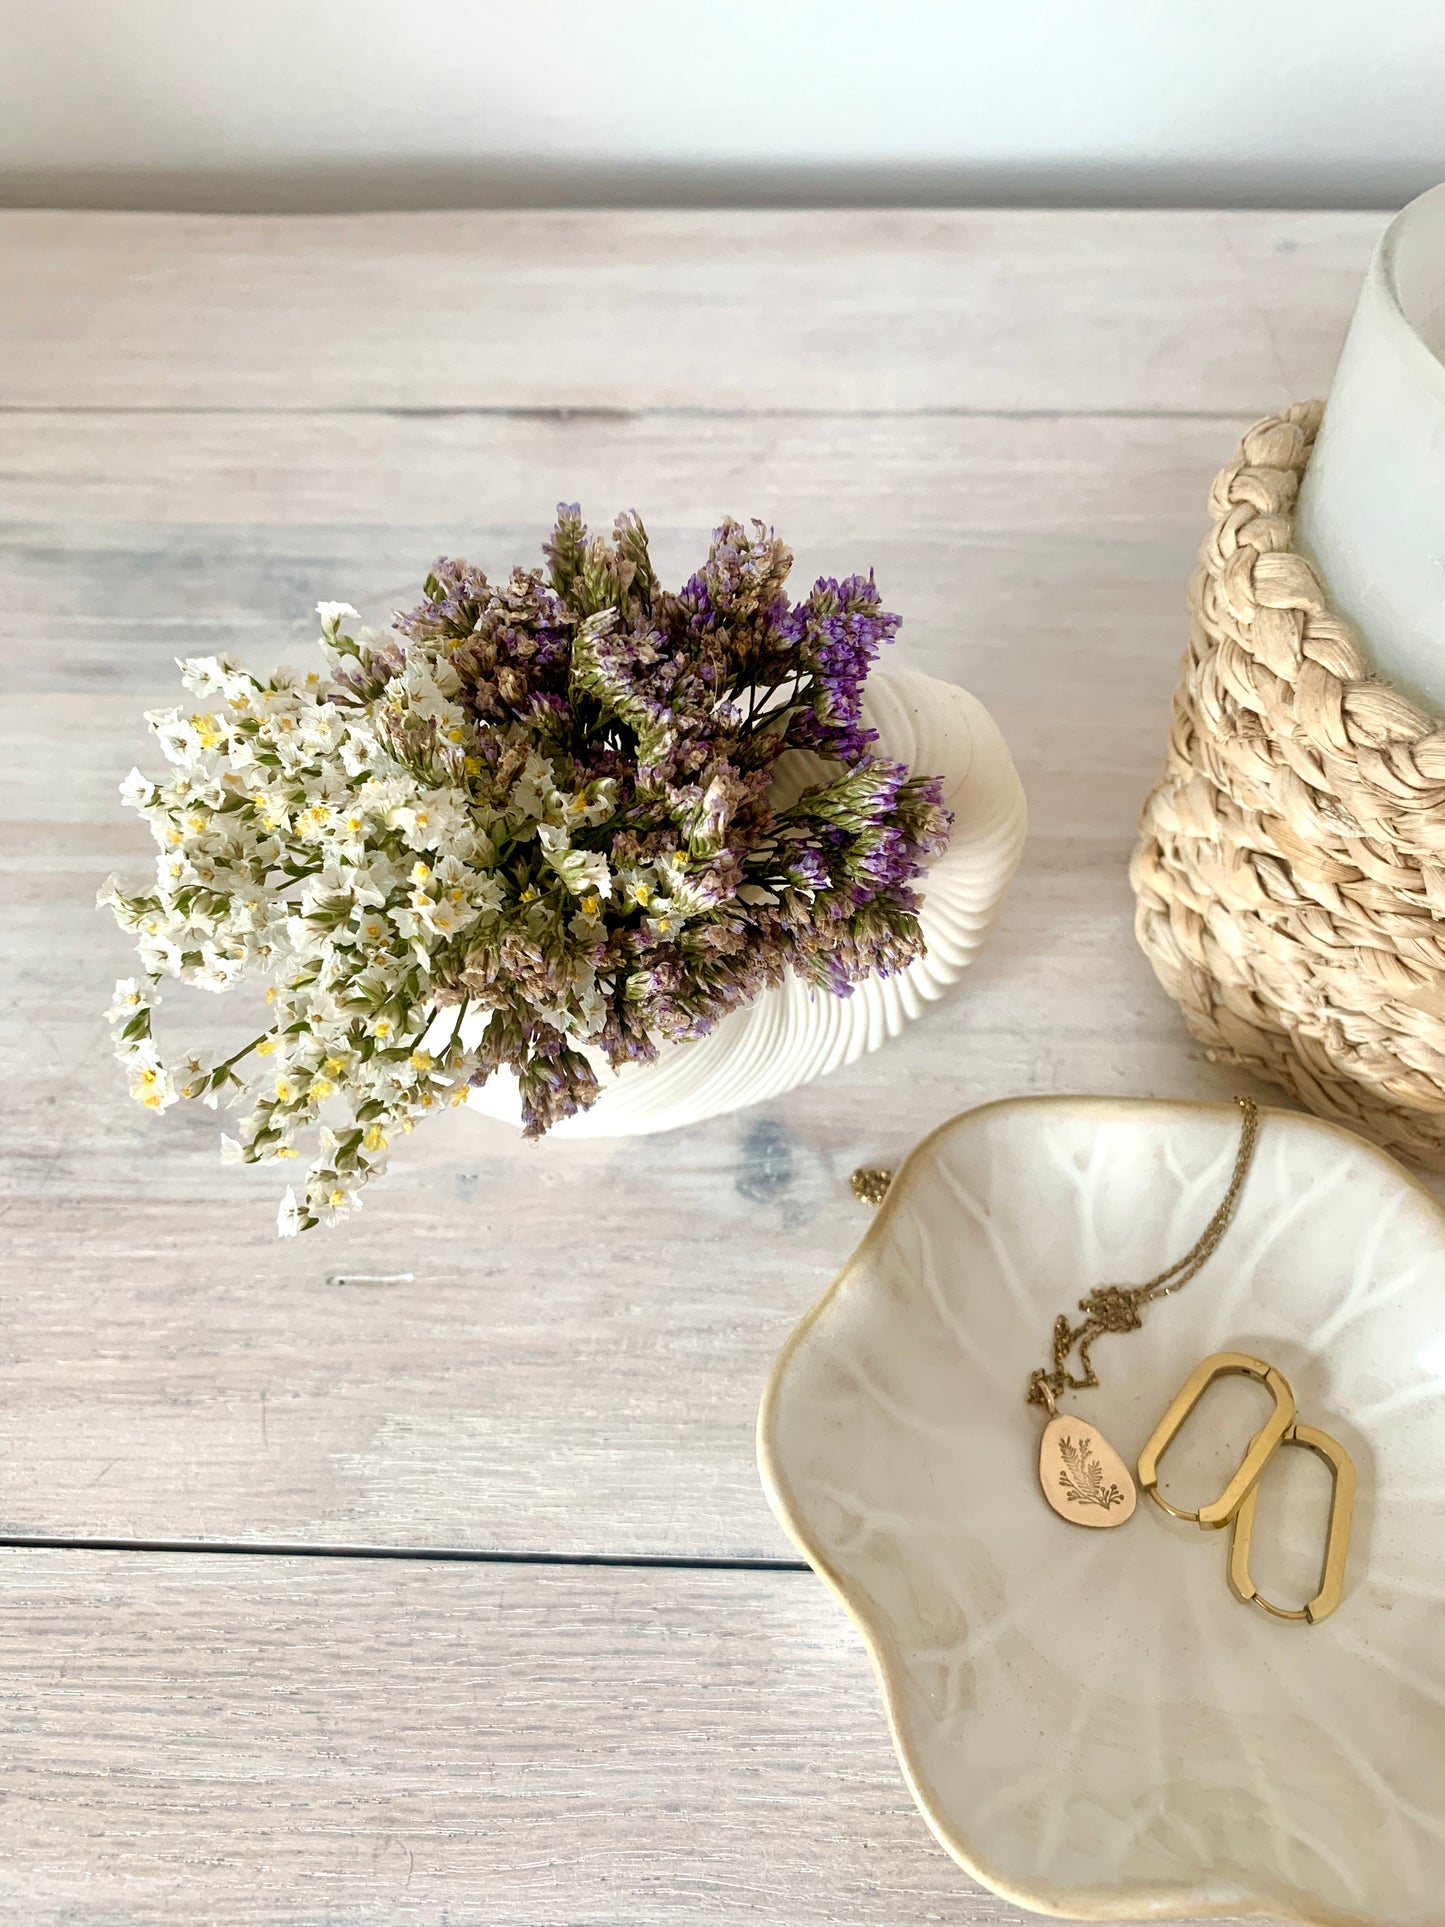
(1132, 400, 1445, 1169)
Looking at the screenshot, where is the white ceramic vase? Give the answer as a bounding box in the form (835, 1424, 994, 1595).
(466, 668, 1026, 1137)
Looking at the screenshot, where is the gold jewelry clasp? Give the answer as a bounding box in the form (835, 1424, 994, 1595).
(1227, 1421, 1356, 1625)
(1137, 1350, 1296, 1529)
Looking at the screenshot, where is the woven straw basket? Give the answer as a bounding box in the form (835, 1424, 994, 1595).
(1133, 400, 1445, 1171)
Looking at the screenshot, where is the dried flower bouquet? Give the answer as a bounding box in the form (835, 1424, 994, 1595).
(102, 509, 949, 1232)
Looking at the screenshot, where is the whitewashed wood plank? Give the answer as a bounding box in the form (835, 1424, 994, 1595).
(0, 412, 1300, 1551)
(0, 1551, 1277, 1927)
(0, 208, 1379, 414)
(0, 404, 1235, 533)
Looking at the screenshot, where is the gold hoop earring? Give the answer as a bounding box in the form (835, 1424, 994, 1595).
(1137, 1350, 1295, 1529)
(1227, 1421, 1356, 1625)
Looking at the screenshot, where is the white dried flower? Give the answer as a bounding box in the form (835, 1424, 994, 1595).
(99, 614, 507, 1234)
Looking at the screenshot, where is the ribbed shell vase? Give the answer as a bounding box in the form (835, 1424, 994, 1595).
(467, 668, 1026, 1137)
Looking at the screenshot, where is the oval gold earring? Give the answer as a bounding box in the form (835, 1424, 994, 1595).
(1136, 1350, 1296, 1529)
(1227, 1422, 1356, 1625)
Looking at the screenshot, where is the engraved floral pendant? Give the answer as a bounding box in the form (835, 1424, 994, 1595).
(1038, 1414, 1137, 1527)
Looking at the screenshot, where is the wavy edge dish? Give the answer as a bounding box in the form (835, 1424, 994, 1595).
(757, 1093, 1445, 1927)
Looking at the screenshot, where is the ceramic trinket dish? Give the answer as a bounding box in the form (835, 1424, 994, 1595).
(759, 1095, 1445, 1927)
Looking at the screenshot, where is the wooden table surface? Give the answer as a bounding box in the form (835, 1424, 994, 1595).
(0, 207, 1385, 1923)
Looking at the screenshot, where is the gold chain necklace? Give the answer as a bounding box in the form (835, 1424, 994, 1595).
(1029, 1095, 1260, 1529)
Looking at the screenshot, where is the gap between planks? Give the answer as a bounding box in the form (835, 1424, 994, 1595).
(0, 1532, 809, 1571)
(0, 402, 1256, 421)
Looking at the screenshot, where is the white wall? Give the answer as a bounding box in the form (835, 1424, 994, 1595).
(1, 0, 1441, 212)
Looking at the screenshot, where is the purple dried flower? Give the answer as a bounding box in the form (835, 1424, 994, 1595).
(388, 506, 949, 1133)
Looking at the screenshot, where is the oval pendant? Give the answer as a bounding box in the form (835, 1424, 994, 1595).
(1038, 1413, 1137, 1527)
